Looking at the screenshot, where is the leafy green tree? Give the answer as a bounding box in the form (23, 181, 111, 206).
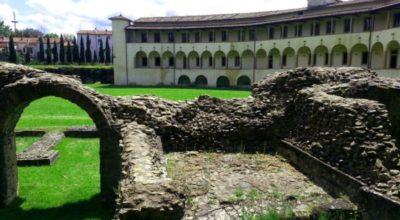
(105, 37, 111, 64)
(46, 37, 52, 64)
(93, 50, 98, 64)
(0, 21, 12, 37)
(25, 48, 31, 63)
(52, 40, 58, 63)
(14, 28, 43, 37)
(8, 36, 17, 63)
(38, 37, 45, 62)
(99, 39, 104, 63)
(72, 37, 79, 63)
(59, 35, 65, 64)
(79, 36, 85, 64)
(66, 39, 72, 64)
(85, 34, 92, 63)
(44, 33, 59, 38)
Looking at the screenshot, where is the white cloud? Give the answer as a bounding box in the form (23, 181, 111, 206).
(0, 3, 16, 27)
(6, 0, 313, 34)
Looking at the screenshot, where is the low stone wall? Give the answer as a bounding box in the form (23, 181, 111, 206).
(37, 67, 113, 84)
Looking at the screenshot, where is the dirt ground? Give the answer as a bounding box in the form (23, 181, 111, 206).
(165, 152, 356, 220)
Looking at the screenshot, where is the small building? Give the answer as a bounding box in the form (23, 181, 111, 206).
(0, 37, 38, 58)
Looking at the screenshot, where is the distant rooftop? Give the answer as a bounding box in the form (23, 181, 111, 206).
(77, 29, 112, 35)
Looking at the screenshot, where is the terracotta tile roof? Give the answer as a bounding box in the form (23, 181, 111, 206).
(77, 29, 112, 35)
(0, 37, 38, 45)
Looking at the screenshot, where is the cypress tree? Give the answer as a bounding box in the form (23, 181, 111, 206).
(52, 40, 58, 63)
(25, 48, 31, 63)
(85, 34, 92, 63)
(66, 39, 72, 64)
(59, 34, 65, 64)
(46, 37, 51, 64)
(93, 50, 98, 64)
(73, 37, 79, 63)
(99, 39, 104, 63)
(105, 37, 111, 64)
(79, 36, 85, 64)
(38, 37, 45, 62)
(8, 35, 17, 63)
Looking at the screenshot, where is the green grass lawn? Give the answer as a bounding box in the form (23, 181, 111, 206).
(1, 85, 249, 219)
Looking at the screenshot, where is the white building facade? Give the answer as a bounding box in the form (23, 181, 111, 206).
(111, 0, 400, 87)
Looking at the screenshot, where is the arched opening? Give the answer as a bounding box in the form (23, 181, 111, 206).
(178, 75, 191, 86)
(268, 48, 280, 69)
(371, 42, 384, 69)
(227, 50, 240, 69)
(194, 75, 208, 87)
(201, 51, 213, 69)
(386, 41, 400, 69)
(148, 51, 161, 68)
(297, 46, 312, 67)
(162, 51, 174, 68)
(216, 76, 230, 88)
(314, 45, 329, 67)
(237, 76, 251, 87)
(256, 49, 267, 69)
(331, 44, 348, 67)
(282, 47, 295, 69)
(135, 51, 147, 68)
(0, 78, 119, 210)
(214, 51, 226, 69)
(175, 51, 187, 69)
(188, 51, 200, 69)
(242, 50, 255, 69)
(350, 43, 369, 67)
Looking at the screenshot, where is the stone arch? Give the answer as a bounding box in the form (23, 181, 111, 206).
(371, 42, 384, 69)
(216, 76, 230, 88)
(282, 47, 295, 68)
(175, 51, 187, 69)
(350, 43, 369, 67)
(331, 44, 348, 67)
(297, 46, 312, 68)
(201, 51, 213, 69)
(195, 75, 208, 87)
(227, 50, 240, 68)
(162, 51, 174, 68)
(214, 51, 226, 69)
(135, 51, 147, 68)
(256, 49, 267, 69)
(386, 40, 400, 69)
(0, 73, 119, 207)
(178, 75, 191, 86)
(148, 51, 161, 68)
(242, 50, 255, 69)
(237, 75, 251, 87)
(268, 48, 280, 69)
(188, 51, 200, 69)
(314, 45, 329, 67)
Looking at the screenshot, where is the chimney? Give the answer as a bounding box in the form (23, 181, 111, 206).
(308, 0, 340, 8)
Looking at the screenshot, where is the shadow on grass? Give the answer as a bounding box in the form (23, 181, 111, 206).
(0, 194, 112, 220)
(92, 84, 251, 91)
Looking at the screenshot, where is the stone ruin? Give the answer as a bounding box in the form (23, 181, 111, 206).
(0, 63, 399, 219)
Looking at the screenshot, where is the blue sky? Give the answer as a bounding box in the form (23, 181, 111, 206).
(0, 0, 314, 34)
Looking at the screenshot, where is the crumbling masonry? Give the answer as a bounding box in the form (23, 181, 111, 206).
(0, 63, 399, 219)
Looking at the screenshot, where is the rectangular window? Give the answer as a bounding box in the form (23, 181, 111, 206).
(240, 30, 246, 41)
(155, 57, 161, 67)
(282, 54, 287, 66)
(325, 53, 329, 65)
(394, 13, 400, 27)
(268, 56, 273, 69)
(221, 31, 227, 42)
(326, 20, 335, 34)
(234, 56, 240, 67)
(297, 24, 303, 37)
(362, 52, 369, 65)
(269, 27, 275, 39)
(310, 24, 314, 36)
(169, 57, 174, 67)
(315, 22, 320, 36)
(141, 32, 147, 43)
(283, 26, 288, 38)
(221, 56, 226, 67)
(154, 33, 160, 43)
(344, 18, 351, 33)
(342, 52, 348, 65)
(142, 57, 148, 67)
(168, 32, 174, 43)
(209, 57, 213, 66)
(181, 32, 187, 43)
(364, 17, 372, 31)
(249, 30, 255, 41)
(194, 32, 200, 43)
(209, 31, 214, 42)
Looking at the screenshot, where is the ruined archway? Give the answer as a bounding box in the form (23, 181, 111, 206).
(0, 70, 119, 208)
